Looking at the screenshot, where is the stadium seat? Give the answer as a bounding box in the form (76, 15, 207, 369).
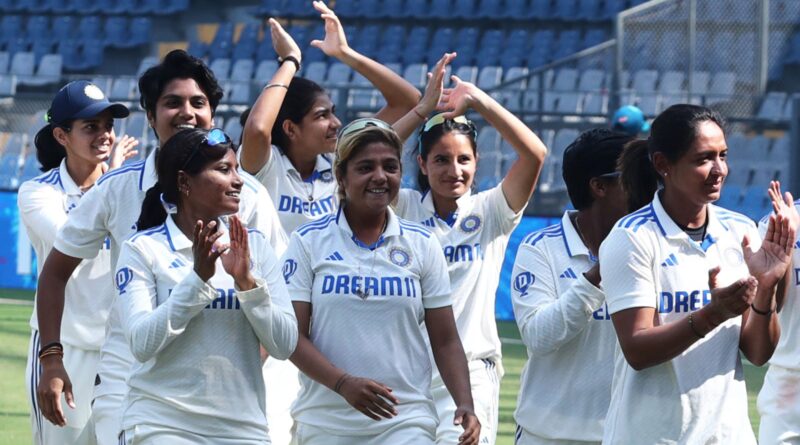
(553, 0, 578, 20)
(453, 0, 477, 19)
(326, 62, 352, 86)
(503, 66, 529, 88)
(304, 61, 328, 85)
(0, 74, 16, 96)
(529, 0, 553, 19)
(0, 16, 23, 44)
(631, 70, 658, 93)
(9, 52, 34, 77)
(454, 66, 478, 85)
(20, 53, 61, 86)
(552, 129, 579, 157)
(553, 68, 579, 91)
(582, 92, 607, 114)
(104, 17, 130, 48)
(501, 0, 528, 20)
(430, 0, 452, 19)
(555, 92, 581, 114)
(403, 0, 428, 19)
(57, 40, 81, 71)
(230, 59, 254, 82)
(209, 58, 231, 81)
(0, 52, 9, 74)
(402, 63, 428, 88)
(756, 92, 787, 121)
(137, 56, 158, 77)
(109, 77, 137, 101)
(26, 16, 49, 40)
(254, 60, 279, 81)
(227, 82, 252, 105)
(224, 117, 243, 147)
(122, 111, 147, 141)
(232, 23, 259, 61)
(659, 71, 685, 94)
(477, 66, 502, 89)
(577, 69, 604, 91)
(348, 88, 378, 109)
(477, 0, 501, 19)
(77, 16, 102, 41)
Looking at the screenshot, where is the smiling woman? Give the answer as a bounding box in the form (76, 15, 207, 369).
(18, 80, 136, 445)
(116, 128, 298, 444)
(283, 120, 480, 445)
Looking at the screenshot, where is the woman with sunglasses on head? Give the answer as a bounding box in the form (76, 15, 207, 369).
(600, 104, 796, 444)
(33, 51, 287, 445)
(240, 1, 421, 234)
(283, 120, 479, 445)
(391, 56, 548, 444)
(115, 128, 296, 444)
(19, 80, 137, 445)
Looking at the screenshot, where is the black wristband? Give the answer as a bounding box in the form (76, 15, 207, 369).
(38, 341, 63, 357)
(750, 303, 774, 316)
(279, 55, 301, 72)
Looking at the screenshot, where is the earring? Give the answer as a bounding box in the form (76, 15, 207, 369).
(182, 188, 190, 197)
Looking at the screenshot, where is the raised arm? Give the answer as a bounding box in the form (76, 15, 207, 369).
(438, 76, 548, 212)
(393, 52, 455, 143)
(310, 1, 420, 124)
(240, 19, 302, 175)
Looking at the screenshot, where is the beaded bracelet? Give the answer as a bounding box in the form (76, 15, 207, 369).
(688, 312, 705, 339)
(750, 303, 774, 316)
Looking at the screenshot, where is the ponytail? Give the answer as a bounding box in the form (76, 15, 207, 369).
(33, 124, 67, 172)
(137, 183, 167, 231)
(618, 139, 660, 212)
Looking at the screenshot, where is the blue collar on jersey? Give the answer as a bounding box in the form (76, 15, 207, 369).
(419, 189, 473, 227)
(335, 205, 401, 250)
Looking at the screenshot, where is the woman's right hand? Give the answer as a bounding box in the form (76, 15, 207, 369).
(705, 266, 757, 322)
(192, 220, 226, 282)
(268, 18, 301, 66)
(337, 374, 399, 420)
(415, 52, 457, 116)
(37, 357, 74, 426)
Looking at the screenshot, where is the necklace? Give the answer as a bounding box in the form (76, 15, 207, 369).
(572, 213, 597, 262)
(353, 216, 389, 300)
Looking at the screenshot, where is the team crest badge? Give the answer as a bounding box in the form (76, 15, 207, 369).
(459, 215, 481, 233)
(389, 247, 411, 267)
(723, 247, 744, 267)
(321, 171, 333, 182)
(115, 267, 134, 295)
(84, 84, 105, 100)
(282, 259, 297, 284)
(513, 271, 535, 297)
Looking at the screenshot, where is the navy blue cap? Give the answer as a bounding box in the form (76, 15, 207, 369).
(47, 80, 129, 126)
(612, 105, 650, 136)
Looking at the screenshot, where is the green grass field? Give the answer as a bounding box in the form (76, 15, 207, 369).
(0, 295, 767, 445)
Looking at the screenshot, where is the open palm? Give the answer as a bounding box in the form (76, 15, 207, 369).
(220, 215, 251, 282)
(744, 214, 794, 287)
(438, 75, 478, 119)
(310, 1, 348, 58)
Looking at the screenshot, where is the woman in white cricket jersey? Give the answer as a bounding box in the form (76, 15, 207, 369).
(240, 1, 421, 233)
(33, 50, 286, 445)
(510, 129, 632, 445)
(390, 55, 547, 444)
(756, 182, 800, 444)
(20, 80, 137, 445)
(115, 128, 297, 444)
(283, 120, 479, 445)
(600, 104, 795, 444)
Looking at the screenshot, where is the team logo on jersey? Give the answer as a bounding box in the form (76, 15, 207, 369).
(84, 84, 105, 100)
(723, 247, 744, 267)
(459, 215, 481, 233)
(661, 253, 679, 267)
(513, 271, 535, 297)
(325, 251, 344, 261)
(389, 247, 411, 267)
(320, 171, 333, 182)
(559, 268, 578, 279)
(282, 259, 298, 284)
(115, 267, 133, 295)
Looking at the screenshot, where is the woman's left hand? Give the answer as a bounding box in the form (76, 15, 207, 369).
(745, 213, 795, 287)
(310, 1, 349, 59)
(107, 135, 139, 170)
(221, 215, 255, 290)
(437, 75, 481, 119)
(768, 180, 799, 233)
(454, 406, 480, 445)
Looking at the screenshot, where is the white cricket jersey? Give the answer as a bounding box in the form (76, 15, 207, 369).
(284, 206, 452, 435)
(18, 160, 113, 350)
(758, 204, 800, 371)
(116, 215, 297, 440)
(511, 211, 615, 442)
(599, 192, 759, 445)
(393, 183, 523, 362)
(251, 146, 338, 234)
(53, 148, 288, 398)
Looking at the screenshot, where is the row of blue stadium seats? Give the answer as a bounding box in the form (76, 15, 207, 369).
(0, 15, 152, 50)
(0, 0, 188, 15)
(259, 0, 647, 21)
(192, 23, 610, 70)
(0, 52, 61, 88)
(756, 91, 800, 122)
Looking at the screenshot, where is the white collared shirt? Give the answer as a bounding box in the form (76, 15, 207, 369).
(599, 192, 759, 445)
(53, 147, 288, 397)
(18, 160, 113, 350)
(283, 206, 451, 435)
(394, 183, 523, 362)
(116, 215, 297, 440)
(511, 211, 614, 442)
(251, 146, 338, 234)
(758, 203, 800, 371)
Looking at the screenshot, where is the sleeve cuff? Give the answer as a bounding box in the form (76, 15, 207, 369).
(53, 238, 102, 260)
(422, 293, 452, 309)
(573, 274, 606, 312)
(235, 278, 270, 304)
(184, 270, 218, 303)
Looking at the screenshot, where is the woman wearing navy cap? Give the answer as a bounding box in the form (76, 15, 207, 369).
(19, 80, 138, 445)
